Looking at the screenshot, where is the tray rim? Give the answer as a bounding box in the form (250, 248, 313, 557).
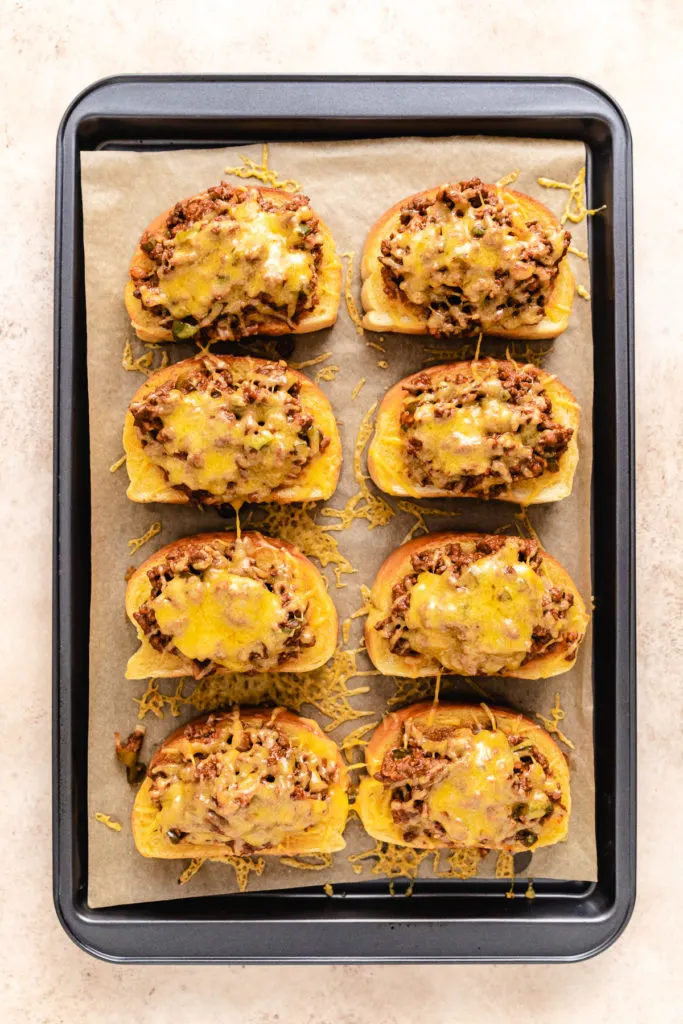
(53, 73, 635, 964)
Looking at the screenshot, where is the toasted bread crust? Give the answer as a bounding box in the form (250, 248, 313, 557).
(357, 701, 570, 850)
(361, 185, 574, 339)
(125, 185, 342, 343)
(123, 354, 343, 505)
(364, 532, 589, 679)
(125, 531, 338, 679)
(132, 707, 349, 858)
(367, 358, 579, 505)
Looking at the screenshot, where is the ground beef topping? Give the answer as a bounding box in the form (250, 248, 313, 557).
(375, 718, 565, 850)
(378, 179, 570, 337)
(400, 361, 573, 497)
(148, 711, 339, 855)
(133, 535, 315, 677)
(131, 184, 324, 340)
(130, 355, 329, 503)
(374, 537, 581, 675)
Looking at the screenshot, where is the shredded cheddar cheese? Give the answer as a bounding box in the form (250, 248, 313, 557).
(514, 506, 541, 544)
(122, 339, 169, 377)
(432, 848, 484, 880)
(504, 339, 554, 368)
(387, 673, 477, 708)
(349, 839, 427, 879)
(177, 854, 266, 891)
(243, 337, 288, 362)
(395, 498, 459, 545)
(350, 583, 373, 620)
(576, 284, 591, 301)
(537, 167, 606, 225)
(177, 858, 204, 885)
(536, 692, 575, 749)
(316, 365, 340, 383)
(209, 854, 266, 892)
(366, 339, 386, 353)
(340, 721, 378, 763)
(321, 404, 395, 532)
(421, 339, 481, 366)
(127, 520, 162, 555)
(377, 360, 389, 370)
(134, 647, 377, 733)
(95, 813, 122, 832)
(350, 378, 366, 400)
(134, 679, 166, 720)
(279, 853, 333, 871)
(496, 169, 520, 188)
(109, 453, 126, 473)
(525, 879, 537, 900)
(341, 618, 352, 644)
(387, 676, 436, 708)
(348, 840, 431, 889)
(495, 851, 515, 878)
(164, 680, 188, 718)
(194, 337, 219, 358)
(480, 702, 498, 732)
(323, 882, 335, 897)
(257, 502, 355, 588)
(568, 245, 588, 260)
(289, 351, 333, 370)
(224, 143, 301, 192)
(341, 251, 364, 335)
(461, 675, 494, 701)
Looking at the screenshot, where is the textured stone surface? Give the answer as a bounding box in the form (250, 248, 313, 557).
(1, 0, 680, 1019)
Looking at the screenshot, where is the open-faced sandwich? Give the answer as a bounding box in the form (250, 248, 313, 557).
(356, 702, 570, 852)
(133, 708, 349, 858)
(366, 533, 589, 679)
(125, 183, 341, 342)
(368, 359, 579, 504)
(124, 353, 342, 505)
(125, 531, 337, 679)
(361, 179, 574, 338)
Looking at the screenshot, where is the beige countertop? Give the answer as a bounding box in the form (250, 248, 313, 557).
(1, 1, 680, 1020)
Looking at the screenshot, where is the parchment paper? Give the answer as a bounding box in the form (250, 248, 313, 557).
(82, 137, 595, 907)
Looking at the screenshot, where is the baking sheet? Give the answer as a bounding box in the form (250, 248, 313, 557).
(81, 137, 595, 907)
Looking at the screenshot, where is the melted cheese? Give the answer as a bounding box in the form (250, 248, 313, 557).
(411, 394, 529, 479)
(146, 201, 315, 322)
(426, 729, 555, 845)
(428, 730, 516, 845)
(403, 545, 546, 674)
(393, 192, 566, 329)
(152, 568, 285, 670)
(155, 387, 307, 498)
(156, 745, 330, 850)
(139, 713, 347, 856)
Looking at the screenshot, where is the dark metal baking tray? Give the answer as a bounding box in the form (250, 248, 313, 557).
(53, 75, 635, 964)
